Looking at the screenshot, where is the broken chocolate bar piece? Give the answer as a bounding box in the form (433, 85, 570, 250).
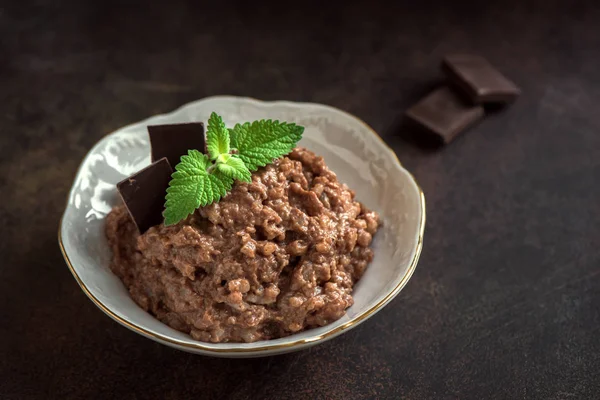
(442, 54, 521, 104)
(117, 157, 173, 234)
(148, 122, 206, 168)
(405, 86, 484, 144)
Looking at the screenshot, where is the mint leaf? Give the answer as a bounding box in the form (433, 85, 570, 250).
(230, 119, 304, 171)
(163, 149, 233, 225)
(162, 113, 304, 226)
(216, 154, 252, 183)
(206, 112, 230, 160)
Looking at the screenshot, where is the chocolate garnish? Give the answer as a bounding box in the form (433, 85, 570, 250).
(442, 54, 521, 104)
(405, 86, 484, 144)
(148, 122, 206, 168)
(117, 157, 173, 234)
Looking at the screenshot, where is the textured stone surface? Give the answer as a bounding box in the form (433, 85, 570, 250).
(1, 0, 600, 399)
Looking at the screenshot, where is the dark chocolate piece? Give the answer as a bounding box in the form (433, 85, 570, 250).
(117, 157, 173, 234)
(442, 54, 521, 104)
(148, 122, 206, 168)
(405, 86, 484, 144)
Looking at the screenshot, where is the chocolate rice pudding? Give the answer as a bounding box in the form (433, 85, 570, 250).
(106, 147, 380, 343)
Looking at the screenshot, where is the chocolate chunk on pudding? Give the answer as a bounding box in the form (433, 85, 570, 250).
(116, 157, 173, 234)
(148, 122, 206, 167)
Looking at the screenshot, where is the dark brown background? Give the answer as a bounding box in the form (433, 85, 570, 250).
(2, 0, 599, 399)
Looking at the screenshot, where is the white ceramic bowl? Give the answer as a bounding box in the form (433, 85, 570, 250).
(59, 96, 425, 358)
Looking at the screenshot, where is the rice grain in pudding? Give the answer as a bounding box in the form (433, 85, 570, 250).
(106, 147, 380, 343)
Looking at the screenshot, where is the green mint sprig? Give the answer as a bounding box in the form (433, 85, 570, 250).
(163, 112, 304, 226)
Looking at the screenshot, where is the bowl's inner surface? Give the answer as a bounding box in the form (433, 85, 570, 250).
(61, 97, 423, 351)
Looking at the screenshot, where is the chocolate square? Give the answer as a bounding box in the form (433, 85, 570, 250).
(442, 54, 521, 104)
(148, 122, 206, 168)
(117, 157, 173, 234)
(405, 86, 484, 144)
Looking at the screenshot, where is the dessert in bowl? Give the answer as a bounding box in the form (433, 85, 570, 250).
(59, 96, 425, 357)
